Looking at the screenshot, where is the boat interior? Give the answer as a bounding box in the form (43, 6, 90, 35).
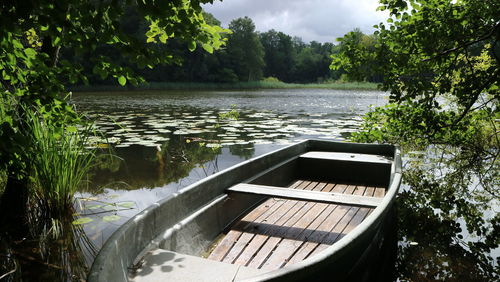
(129, 150, 394, 281)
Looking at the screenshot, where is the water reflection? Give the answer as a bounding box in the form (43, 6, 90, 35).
(67, 89, 383, 259)
(73, 89, 385, 149)
(0, 211, 97, 281)
(59, 89, 385, 279)
(75, 142, 287, 252)
(395, 146, 499, 281)
(4, 89, 497, 280)
(86, 136, 223, 191)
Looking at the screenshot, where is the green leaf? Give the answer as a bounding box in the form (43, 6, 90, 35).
(159, 33, 168, 44)
(202, 43, 214, 54)
(72, 217, 93, 225)
(7, 53, 16, 65)
(52, 36, 61, 46)
(66, 125, 77, 133)
(188, 40, 196, 51)
(118, 76, 126, 86)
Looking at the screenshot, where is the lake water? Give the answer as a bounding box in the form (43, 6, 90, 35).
(71, 89, 387, 256)
(4, 89, 497, 281)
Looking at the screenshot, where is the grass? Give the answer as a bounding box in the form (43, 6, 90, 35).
(27, 110, 95, 213)
(70, 80, 379, 92)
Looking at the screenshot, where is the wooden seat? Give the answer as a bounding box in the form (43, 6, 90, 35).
(207, 180, 386, 270)
(227, 183, 383, 208)
(300, 151, 393, 164)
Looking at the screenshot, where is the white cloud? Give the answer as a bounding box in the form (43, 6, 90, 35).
(203, 0, 388, 43)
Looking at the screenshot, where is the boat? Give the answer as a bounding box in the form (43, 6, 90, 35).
(88, 139, 402, 282)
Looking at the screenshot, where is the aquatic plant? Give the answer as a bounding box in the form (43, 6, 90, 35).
(26, 110, 95, 214)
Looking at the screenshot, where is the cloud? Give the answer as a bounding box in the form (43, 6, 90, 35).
(203, 0, 388, 43)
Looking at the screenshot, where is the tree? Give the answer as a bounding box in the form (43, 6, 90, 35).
(332, 1, 499, 279)
(0, 0, 227, 222)
(333, 0, 499, 146)
(226, 17, 265, 81)
(332, 28, 382, 82)
(260, 30, 295, 82)
(292, 41, 334, 83)
(137, 11, 231, 83)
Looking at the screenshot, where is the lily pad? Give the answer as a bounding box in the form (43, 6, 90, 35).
(115, 144, 131, 148)
(206, 143, 222, 148)
(117, 201, 135, 208)
(72, 217, 94, 225)
(102, 215, 121, 222)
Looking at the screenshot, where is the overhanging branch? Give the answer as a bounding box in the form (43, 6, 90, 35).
(422, 22, 500, 62)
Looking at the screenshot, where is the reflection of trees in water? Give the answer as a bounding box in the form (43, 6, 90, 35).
(0, 209, 97, 281)
(84, 132, 257, 192)
(395, 146, 499, 281)
(229, 143, 255, 160)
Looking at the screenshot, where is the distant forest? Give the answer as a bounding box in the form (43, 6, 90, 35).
(64, 10, 379, 85)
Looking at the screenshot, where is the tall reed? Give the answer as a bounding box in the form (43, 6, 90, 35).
(26, 110, 95, 213)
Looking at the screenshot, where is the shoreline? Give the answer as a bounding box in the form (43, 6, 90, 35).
(69, 81, 379, 92)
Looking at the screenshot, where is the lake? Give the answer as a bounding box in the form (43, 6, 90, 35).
(5, 88, 495, 281)
(71, 88, 386, 258)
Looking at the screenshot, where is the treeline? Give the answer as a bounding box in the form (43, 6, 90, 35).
(149, 15, 338, 83)
(66, 11, 373, 85)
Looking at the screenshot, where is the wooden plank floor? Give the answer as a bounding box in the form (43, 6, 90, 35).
(207, 180, 386, 270)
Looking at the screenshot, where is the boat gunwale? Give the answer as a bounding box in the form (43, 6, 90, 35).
(87, 140, 401, 282)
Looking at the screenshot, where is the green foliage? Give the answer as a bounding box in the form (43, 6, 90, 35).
(218, 105, 240, 121)
(341, 0, 500, 153)
(0, 170, 5, 196)
(337, 0, 499, 148)
(351, 102, 499, 148)
(70, 81, 378, 91)
(335, 1, 499, 133)
(0, 1, 228, 211)
(226, 17, 265, 81)
(71, 13, 338, 85)
(260, 30, 295, 82)
(262, 77, 282, 83)
(331, 28, 381, 82)
(26, 109, 95, 213)
(338, 1, 500, 279)
(293, 40, 337, 83)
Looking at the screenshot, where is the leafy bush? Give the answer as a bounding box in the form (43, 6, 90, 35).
(262, 76, 282, 82)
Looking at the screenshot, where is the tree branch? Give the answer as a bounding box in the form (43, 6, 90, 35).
(451, 71, 499, 127)
(0, 267, 16, 280)
(422, 22, 500, 62)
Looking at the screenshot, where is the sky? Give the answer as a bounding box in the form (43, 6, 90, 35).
(202, 0, 388, 44)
